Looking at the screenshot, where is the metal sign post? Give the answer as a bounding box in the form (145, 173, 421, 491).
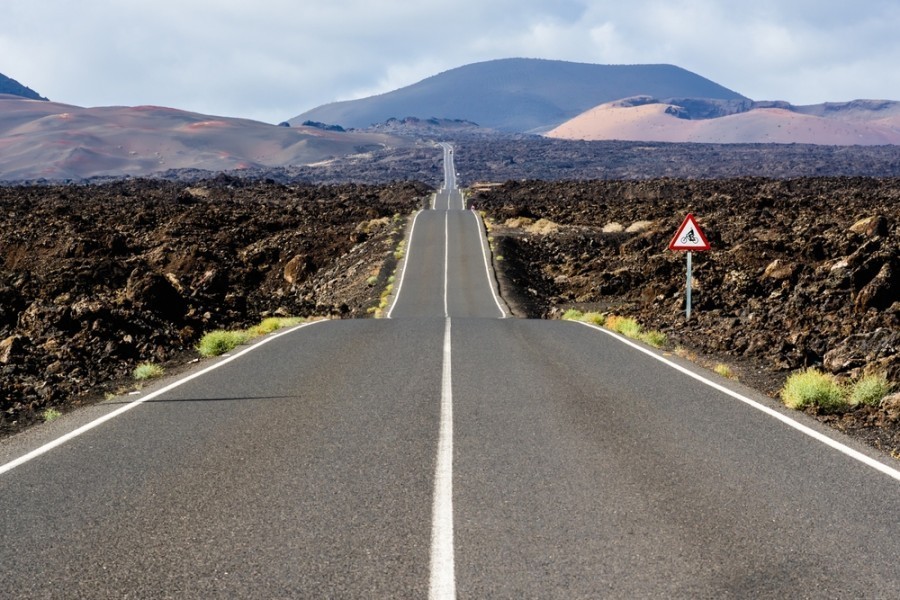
(668, 214, 710, 321)
(686, 251, 692, 320)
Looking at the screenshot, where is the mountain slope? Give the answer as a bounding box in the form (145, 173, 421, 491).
(0, 96, 408, 180)
(546, 97, 900, 145)
(291, 58, 747, 133)
(0, 73, 47, 100)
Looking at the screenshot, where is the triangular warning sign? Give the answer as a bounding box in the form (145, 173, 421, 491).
(669, 213, 710, 251)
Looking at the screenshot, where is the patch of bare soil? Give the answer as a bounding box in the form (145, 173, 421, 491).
(0, 178, 430, 434)
(473, 177, 900, 457)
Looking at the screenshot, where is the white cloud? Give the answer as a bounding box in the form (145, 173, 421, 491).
(1, 0, 899, 122)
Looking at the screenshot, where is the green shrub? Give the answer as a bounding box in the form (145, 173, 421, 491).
(604, 314, 622, 330)
(562, 310, 662, 348)
(607, 315, 642, 339)
(251, 318, 282, 335)
(197, 330, 251, 357)
(848, 374, 892, 407)
(714, 363, 735, 379)
(562, 308, 584, 321)
(581, 312, 606, 326)
(42, 408, 62, 422)
(781, 368, 846, 411)
(133, 362, 164, 381)
(393, 240, 407, 260)
(641, 330, 667, 348)
(378, 283, 394, 309)
(250, 316, 304, 336)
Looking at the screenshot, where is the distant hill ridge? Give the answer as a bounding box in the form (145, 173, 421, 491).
(291, 58, 747, 133)
(546, 95, 900, 145)
(2, 58, 897, 182)
(0, 97, 410, 180)
(0, 73, 47, 100)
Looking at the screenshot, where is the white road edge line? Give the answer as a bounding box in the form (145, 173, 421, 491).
(471, 211, 508, 318)
(0, 320, 326, 476)
(429, 317, 456, 599)
(576, 321, 900, 483)
(386, 209, 424, 319)
(444, 211, 450, 318)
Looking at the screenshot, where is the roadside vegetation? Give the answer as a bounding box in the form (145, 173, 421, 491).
(781, 369, 894, 413)
(370, 212, 414, 318)
(563, 310, 748, 384)
(370, 248, 401, 318)
(393, 239, 407, 261)
(42, 408, 62, 422)
(483, 214, 503, 260)
(562, 309, 667, 348)
(849, 373, 892, 407)
(714, 363, 736, 379)
(562, 308, 895, 420)
(197, 316, 307, 357)
(372, 278, 395, 318)
(133, 362, 165, 381)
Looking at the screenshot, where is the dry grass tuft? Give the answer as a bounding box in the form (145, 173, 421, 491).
(714, 363, 735, 379)
(626, 220, 654, 233)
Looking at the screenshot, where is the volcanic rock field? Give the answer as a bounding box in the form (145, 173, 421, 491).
(472, 177, 899, 455)
(0, 179, 428, 433)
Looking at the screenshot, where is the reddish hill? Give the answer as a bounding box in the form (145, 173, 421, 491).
(547, 98, 900, 145)
(0, 96, 409, 181)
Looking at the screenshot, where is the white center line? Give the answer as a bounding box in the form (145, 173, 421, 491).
(444, 210, 450, 318)
(429, 317, 456, 599)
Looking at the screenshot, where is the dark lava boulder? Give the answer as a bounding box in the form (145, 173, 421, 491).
(126, 269, 187, 320)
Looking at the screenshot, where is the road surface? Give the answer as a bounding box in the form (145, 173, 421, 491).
(1, 143, 898, 598)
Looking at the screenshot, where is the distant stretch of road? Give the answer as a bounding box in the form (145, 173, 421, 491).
(1, 143, 898, 598)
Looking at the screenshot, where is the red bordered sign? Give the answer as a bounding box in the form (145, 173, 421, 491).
(669, 213, 710, 251)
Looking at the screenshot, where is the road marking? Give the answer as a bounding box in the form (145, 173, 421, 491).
(386, 209, 423, 319)
(0, 320, 325, 476)
(444, 211, 450, 318)
(429, 317, 456, 599)
(576, 321, 900, 483)
(472, 211, 508, 318)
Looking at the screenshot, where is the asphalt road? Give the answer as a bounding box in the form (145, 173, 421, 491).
(1, 144, 898, 598)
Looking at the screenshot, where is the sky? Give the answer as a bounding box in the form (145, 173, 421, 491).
(2, 0, 900, 124)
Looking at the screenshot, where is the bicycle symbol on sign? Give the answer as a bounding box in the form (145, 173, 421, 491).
(680, 230, 698, 244)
